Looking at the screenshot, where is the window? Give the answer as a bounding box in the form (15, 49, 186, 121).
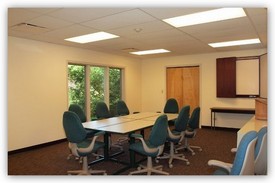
(68, 64, 123, 119)
(68, 64, 86, 110)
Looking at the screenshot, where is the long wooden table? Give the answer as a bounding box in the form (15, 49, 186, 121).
(82, 112, 178, 174)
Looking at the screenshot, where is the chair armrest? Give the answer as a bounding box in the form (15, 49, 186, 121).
(130, 133, 143, 139)
(130, 133, 158, 154)
(167, 127, 182, 140)
(94, 131, 105, 137)
(77, 131, 105, 154)
(231, 148, 237, 153)
(208, 160, 232, 173)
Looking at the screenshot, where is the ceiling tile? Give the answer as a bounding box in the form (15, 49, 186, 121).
(82, 9, 157, 30)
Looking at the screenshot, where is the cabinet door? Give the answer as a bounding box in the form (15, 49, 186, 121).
(216, 57, 237, 98)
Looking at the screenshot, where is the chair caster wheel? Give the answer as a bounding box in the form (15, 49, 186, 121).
(199, 149, 202, 152)
(169, 164, 173, 168)
(191, 152, 195, 156)
(186, 161, 190, 165)
(137, 167, 141, 170)
(155, 159, 159, 163)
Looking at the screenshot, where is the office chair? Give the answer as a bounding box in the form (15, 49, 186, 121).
(129, 115, 169, 175)
(254, 126, 267, 175)
(176, 107, 202, 155)
(68, 104, 95, 138)
(208, 130, 258, 175)
(68, 104, 102, 161)
(95, 102, 112, 119)
(157, 105, 190, 168)
(62, 111, 106, 175)
(164, 98, 179, 113)
(163, 98, 179, 126)
(116, 100, 130, 116)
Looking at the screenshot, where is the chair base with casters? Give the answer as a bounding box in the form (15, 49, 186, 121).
(157, 142, 190, 168)
(129, 156, 169, 175)
(68, 156, 106, 175)
(176, 127, 202, 156)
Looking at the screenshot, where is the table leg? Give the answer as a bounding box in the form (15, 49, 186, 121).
(104, 132, 109, 160)
(211, 110, 213, 130)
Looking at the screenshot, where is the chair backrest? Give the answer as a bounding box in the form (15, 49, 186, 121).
(230, 131, 258, 175)
(95, 102, 111, 119)
(68, 104, 87, 123)
(163, 98, 179, 114)
(148, 115, 168, 147)
(116, 100, 130, 116)
(63, 111, 87, 143)
(174, 105, 190, 132)
(254, 126, 267, 175)
(188, 107, 200, 129)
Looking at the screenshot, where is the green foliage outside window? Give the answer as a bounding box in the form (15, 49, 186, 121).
(68, 64, 121, 119)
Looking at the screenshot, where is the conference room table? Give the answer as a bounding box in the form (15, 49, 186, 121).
(82, 112, 178, 174)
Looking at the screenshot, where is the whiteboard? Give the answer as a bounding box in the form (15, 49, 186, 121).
(236, 59, 259, 95)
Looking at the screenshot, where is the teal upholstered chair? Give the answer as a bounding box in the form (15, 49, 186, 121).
(157, 105, 190, 168)
(163, 98, 179, 126)
(163, 98, 179, 114)
(116, 100, 130, 116)
(68, 104, 101, 161)
(176, 107, 202, 155)
(63, 111, 106, 175)
(254, 126, 267, 175)
(208, 131, 258, 175)
(68, 104, 95, 138)
(95, 102, 112, 119)
(129, 115, 169, 175)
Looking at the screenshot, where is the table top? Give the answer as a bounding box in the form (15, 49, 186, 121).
(83, 112, 178, 134)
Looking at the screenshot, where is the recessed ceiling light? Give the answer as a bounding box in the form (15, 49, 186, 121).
(130, 49, 170, 55)
(163, 8, 246, 28)
(65, 31, 119, 44)
(208, 38, 261, 48)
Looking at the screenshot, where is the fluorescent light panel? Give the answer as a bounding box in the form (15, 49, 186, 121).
(65, 31, 119, 43)
(163, 8, 246, 27)
(209, 38, 261, 48)
(130, 49, 170, 55)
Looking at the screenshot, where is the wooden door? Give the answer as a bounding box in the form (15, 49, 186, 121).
(166, 66, 200, 113)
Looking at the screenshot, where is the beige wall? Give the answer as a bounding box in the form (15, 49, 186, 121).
(8, 36, 142, 151)
(141, 48, 267, 128)
(8, 36, 267, 151)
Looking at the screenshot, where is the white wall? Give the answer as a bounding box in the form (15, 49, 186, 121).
(141, 49, 267, 128)
(8, 36, 142, 151)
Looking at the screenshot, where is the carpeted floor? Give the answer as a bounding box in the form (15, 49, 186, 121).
(8, 127, 237, 175)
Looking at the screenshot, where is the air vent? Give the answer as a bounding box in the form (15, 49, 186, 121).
(11, 23, 49, 34)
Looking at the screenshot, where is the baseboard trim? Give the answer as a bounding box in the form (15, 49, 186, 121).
(201, 125, 239, 131)
(8, 138, 67, 155)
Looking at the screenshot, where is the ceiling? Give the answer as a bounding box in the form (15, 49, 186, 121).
(8, 8, 267, 59)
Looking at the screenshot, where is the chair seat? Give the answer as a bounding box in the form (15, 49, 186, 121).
(77, 140, 105, 156)
(167, 130, 182, 143)
(85, 129, 97, 138)
(129, 141, 159, 157)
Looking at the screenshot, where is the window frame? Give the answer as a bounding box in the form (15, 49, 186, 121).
(67, 62, 124, 120)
